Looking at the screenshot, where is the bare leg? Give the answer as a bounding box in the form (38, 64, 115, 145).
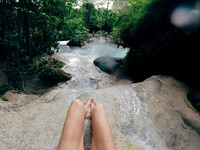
(57, 99, 89, 150)
(90, 99, 116, 150)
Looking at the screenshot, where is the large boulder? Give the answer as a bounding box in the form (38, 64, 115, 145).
(67, 40, 82, 47)
(0, 76, 200, 150)
(39, 68, 72, 85)
(79, 76, 200, 150)
(0, 53, 199, 149)
(94, 55, 123, 74)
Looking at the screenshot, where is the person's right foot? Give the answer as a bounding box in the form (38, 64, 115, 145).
(90, 99, 96, 111)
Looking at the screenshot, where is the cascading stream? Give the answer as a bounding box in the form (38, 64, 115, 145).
(1, 36, 200, 150)
(56, 36, 156, 149)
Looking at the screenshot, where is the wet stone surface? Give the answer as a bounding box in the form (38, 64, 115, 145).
(0, 37, 200, 150)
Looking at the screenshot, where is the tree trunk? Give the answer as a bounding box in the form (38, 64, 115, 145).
(15, 0, 23, 67)
(0, 19, 5, 42)
(85, 3, 91, 28)
(24, 12, 31, 59)
(0, 0, 5, 42)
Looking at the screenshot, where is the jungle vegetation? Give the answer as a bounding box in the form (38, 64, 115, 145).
(0, 0, 120, 93)
(1, 0, 199, 112)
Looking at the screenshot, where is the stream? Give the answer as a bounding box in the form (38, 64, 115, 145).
(58, 36, 128, 58)
(1, 36, 200, 150)
(53, 36, 200, 150)
(55, 36, 155, 150)
(54, 36, 131, 92)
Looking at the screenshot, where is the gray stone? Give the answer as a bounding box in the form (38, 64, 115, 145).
(0, 53, 200, 150)
(94, 55, 122, 74)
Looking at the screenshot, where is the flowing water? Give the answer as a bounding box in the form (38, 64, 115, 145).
(56, 36, 130, 91)
(56, 36, 156, 149)
(55, 37, 200, 150)
(1, 36, 199, 150)
(58, 36, 128, 58)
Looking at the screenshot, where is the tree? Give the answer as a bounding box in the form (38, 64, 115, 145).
(112, 0, 153, 47)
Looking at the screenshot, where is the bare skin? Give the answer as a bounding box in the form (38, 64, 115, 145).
(57, 99, 116, 150)
(57, 99, 90, 150)
(90, 99, 116, 150)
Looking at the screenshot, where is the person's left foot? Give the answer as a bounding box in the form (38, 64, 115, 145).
(84, 100, 90, 111)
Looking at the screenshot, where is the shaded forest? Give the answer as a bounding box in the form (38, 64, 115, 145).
(115, 0, 200, 112)
(1, 0, 200, 111)
(0, 0, 118, 64)
(0, 0, 118, 94)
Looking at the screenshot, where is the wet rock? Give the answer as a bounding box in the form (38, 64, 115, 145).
(0, 53, 200, 150)
(67, 40, 82, 47)
(40, 68, 72, 84)
(78, 76, 200, 150)
(94, 55, 123, 74)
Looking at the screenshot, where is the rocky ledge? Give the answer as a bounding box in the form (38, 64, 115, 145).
(0, 75, 200, 150)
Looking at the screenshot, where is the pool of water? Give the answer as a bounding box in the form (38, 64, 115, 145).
(58, 36, 129, 58)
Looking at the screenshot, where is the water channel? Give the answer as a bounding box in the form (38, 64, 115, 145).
(1, 35, 199, 150)
(55, 36, 200, 150)
(58, 36, 128, 58)
(55, 36, 156, 150)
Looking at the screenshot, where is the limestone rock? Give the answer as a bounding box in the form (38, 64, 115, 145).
(78, 76, 200, 150)
(0, 53, 200, 150)
(40, 68, 72, 84)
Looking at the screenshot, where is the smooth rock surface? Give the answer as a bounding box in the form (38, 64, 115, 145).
(0, 53, 200, 150)
(94, 55, 122, 74)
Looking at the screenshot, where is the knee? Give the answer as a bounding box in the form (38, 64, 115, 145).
(71, 99, 84, 108)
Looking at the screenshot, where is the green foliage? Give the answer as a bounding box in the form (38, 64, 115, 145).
(30, 56, 71, 85)
(187, 91, 200, 113)
(112, 0, 130, 14)
(31, 56, 65, 79)
(92, 8, 119, 32)
(0, 0, 123, 94)
(81, 2, 119, 33)
(1, 95, 9, 101)
(0, 0, 120, 62)
(27, 55, 73, 86)
(112, 0, 154, 47)
(64, 18, 89, 43)
(0, 84, 13, 96)
(0, 0, 88, 65)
